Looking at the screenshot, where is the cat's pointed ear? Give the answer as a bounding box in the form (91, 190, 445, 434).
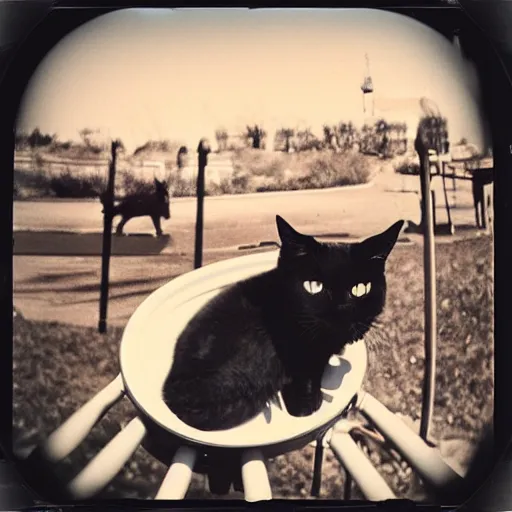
(358, 220, 405, 261)
(276, 215, 314, 256)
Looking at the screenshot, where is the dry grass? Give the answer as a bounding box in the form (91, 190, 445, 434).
(14, 148, 372, 200)
(12, 235, 493, 501)
(223, 149, 372, 195)
(14, 169, 107, 200)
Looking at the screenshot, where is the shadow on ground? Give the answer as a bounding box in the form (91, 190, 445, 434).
(15, 274, 182, 306)
(13, 232, 173, 256)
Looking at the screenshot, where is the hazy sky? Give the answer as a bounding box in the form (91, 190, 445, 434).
(17, 8, 488, 153)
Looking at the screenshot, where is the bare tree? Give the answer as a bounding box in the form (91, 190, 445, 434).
(322, 125, 332, 146)
(27, 128, 55, 149)
(246, 125, 266, 149)
(296, 127, 311, 151)
(275, 128, 295, 153)
(215, 128, 229, 152)
(78, 128, 95, 147)
(78, 128, 107, 155)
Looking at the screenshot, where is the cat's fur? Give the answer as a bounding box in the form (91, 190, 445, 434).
(99, 178, 170, 236)
(163, 216, 404, 431)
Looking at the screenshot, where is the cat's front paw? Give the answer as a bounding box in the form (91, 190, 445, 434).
(282, 386, 323, 418)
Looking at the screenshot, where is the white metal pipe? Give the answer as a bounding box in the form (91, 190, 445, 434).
(155, 446, 197, 500)
(358, 392, 463, 488)
(420, 150, 437, 442)
(241, 448, 272, 502)
(40, 374, 125, 463)
(67, 417, 146, 500)
(329, 432, 396, 501)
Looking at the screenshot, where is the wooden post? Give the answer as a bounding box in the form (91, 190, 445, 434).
(194, 139, 210, 269)
(419, 148, 437, 442)
(98, 140, 120, 334)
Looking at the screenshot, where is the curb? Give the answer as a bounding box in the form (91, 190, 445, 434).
(187, 179, 376, 202)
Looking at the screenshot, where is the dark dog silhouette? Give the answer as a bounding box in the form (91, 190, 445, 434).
(100, 178, 171, 236)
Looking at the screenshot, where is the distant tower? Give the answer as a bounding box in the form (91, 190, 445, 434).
(361, 53, 374, 117)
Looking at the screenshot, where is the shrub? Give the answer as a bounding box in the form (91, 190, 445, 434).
(49, 170, 106, 198)
(13, 169, 53, 199)
(15, 148, 372, 200)
(231, 148, 285, 180)
(299, 152, 371, 189)
(118, 171, 156, 196)
(395, 160, 420, 175)
(47, 141, 72, 153)
(218, 149, 371, 195)
(168, 175, 196, 198)
(229, 173, 254, 194)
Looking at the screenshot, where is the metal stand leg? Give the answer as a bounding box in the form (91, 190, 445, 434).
(67, 417, 147, 500)
(357, 392, 463, 488)
(241, 449, 272, 502)
(155, 446, 197, 499)
(311, 436, 324, 497)
(329, 432, 395, 500)
(38, 375, 125, 463)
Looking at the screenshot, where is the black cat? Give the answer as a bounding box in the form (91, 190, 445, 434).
(99, 178, 170, 236)
(163, 216, 404, 431)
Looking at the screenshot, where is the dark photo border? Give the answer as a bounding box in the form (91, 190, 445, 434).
(1, 1, 511, 510)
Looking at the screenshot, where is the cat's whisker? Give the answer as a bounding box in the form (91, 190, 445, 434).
(298, 323, 324, 341)
(356, 321, 389, 355)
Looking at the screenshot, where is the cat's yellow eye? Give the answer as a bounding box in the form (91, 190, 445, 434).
(351, 282, 371, 298)
(303, 280, 323, 295)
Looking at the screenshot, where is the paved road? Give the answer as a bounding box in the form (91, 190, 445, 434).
(13, 168, 480, 327)
(13, 169, 477, 252)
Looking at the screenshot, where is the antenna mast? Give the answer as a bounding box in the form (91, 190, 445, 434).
(361, 53, 374, 116)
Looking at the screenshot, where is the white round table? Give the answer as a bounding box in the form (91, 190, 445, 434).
(120, 249, 368, 452)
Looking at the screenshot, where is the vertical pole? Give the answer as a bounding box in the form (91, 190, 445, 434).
(431, 190, 436, 230)
(194, 139, 210, 269)
(344, 471, 353, 500)
(98, 140, 119, 334)
(441, 162, 454, 233)
(310, 440, 324, 497)
(419, 149, 437, 441)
